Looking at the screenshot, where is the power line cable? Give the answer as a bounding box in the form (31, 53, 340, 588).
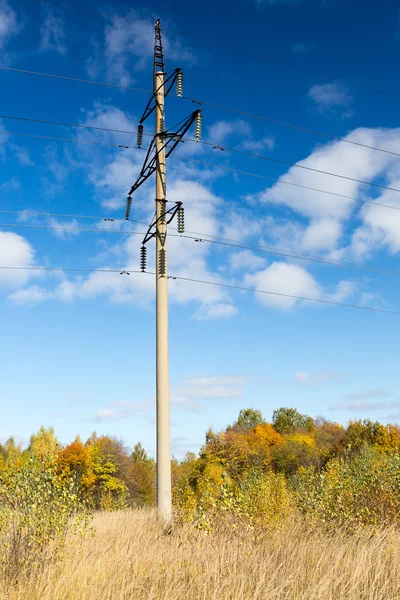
(3, 111, 400, 161)
(179, 158, 400, 212)
(0, 263, 398, 315)
(2, 126, 400, 214)
(0, 66, 152, 93)
(181, 99, 400, 160)
(0, 209, 145, 223)
(31, 0, 400, 102)
(3, 217, 400, 280)
(0, 129, 140, 149)
(190, 141, 400, 194)
(181, 235, 400, 279)
(0, 222, 146, 234)
(3, 126, 400, 199)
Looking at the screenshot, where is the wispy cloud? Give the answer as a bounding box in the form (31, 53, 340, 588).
(40, 7, 66, 55)
(293, 371, 343, 385)
(89, 399, 152, 423)
(291, 42, 313, 55)
(346, 389, 394, 401)
(172, 375, 246, 411)
(308, 82, 353, 117)
(0, 0, 20, 48)
(331, 390, 397, 412)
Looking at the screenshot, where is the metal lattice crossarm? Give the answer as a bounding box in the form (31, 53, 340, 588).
(141, 202, 183, 247)
(125, 110, 201, 219)
(138, 69, 182, 129)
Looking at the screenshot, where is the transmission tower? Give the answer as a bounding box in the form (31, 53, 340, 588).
(125, 19, 202, 522)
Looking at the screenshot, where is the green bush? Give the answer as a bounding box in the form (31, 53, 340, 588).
(292, 447, 400, 529)
(0, 457, 91, 586)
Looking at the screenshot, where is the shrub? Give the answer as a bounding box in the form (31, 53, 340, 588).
(293, 447, 400, 529)
(0, 457, 91, 586)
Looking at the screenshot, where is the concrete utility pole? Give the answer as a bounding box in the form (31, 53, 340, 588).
(125, 18, 202, 523)
(154, 31, 172, 522)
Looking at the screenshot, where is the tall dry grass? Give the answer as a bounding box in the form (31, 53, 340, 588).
(3, 509, 400, 599)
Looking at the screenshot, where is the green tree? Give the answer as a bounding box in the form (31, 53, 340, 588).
(272, 407, 314, 435)
(129, 443, 155, 506)
(234, 408, 266, 431)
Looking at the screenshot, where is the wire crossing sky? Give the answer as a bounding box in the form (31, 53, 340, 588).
(0, 0, 400, 457)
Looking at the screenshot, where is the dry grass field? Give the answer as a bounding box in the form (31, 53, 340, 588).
(3, 509, 400, 600)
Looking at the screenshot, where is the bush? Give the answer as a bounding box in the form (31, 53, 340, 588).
(0, 457, 91, 586)
(292, 447, 400, 529)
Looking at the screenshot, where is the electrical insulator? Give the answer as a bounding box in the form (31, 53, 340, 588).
(159, 117, 165, 134)
(137, 124, 144, 148)
(125, 196, 132, 220)
(177, 205, 184, 233)
(159, 248, 166, 277)
(140, 245, 147, 272)
(176, 68, 183, 97)
(194, 111, 202, 142)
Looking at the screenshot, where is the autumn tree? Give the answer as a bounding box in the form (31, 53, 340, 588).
(128, 443, 156, 506)
(234, 408, 266, 431)
(272, 407, 314, 435)
(28, 426, 59, 460)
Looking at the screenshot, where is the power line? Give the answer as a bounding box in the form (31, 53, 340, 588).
(3, 111, 400, 161)
(0, 209, 143, 223)
(0, 66, 152, 94)
(0, 263, 398, 315)
(0, 114, 153, 138)
(2, 125, 400, 214)
(193, 141, 400, 195)
(180, 158, 400, 212)
(183, 99, 400, 160)
(31, 0, 400, 102)
(3, 217, 400, 281)
(167, 274, 400, 316)
(183, 235, 400, 279)
(0, 221, 146, 234)
(3, 125, 400, 201)
(0, 129, 140, 149)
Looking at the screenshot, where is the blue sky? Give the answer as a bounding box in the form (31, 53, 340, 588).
(1, 0, 400, 457)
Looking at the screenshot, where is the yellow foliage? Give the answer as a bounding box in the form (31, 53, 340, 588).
(252, 423, 284, 447)
(286, 433, 316, 447)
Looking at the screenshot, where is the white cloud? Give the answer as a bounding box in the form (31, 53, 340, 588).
(240, 136, 275, 152)
(90, 399, 152, 423)
(346, 389, 394, 401)
(253, 127, 400, 235)
(0, 232, 37, 290)
(172, 375, 246, 410)
(308, 82, 353, 116)
(195, 303, 238, 319)
(293, 371, 343, 384)
(9, 285, 51, 304)
(47, 217, 80, 239)
(244, 261, 354, 310)
(229, 249, 267, 271)
(0, 0, 20, 48)
(10, 145, 33, 166)
(301, 218, 342, 251)
(40, 8, 66, 55)
(207, 119, 273, 153)
(293, 371, 308, 383)
(244, 262, 320, 310)
(207, 120, 252, 145)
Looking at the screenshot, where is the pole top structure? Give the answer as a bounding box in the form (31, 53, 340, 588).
(154, 19, 165, 76)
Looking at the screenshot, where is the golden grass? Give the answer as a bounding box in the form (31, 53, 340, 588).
(4, 509, 400, 599)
